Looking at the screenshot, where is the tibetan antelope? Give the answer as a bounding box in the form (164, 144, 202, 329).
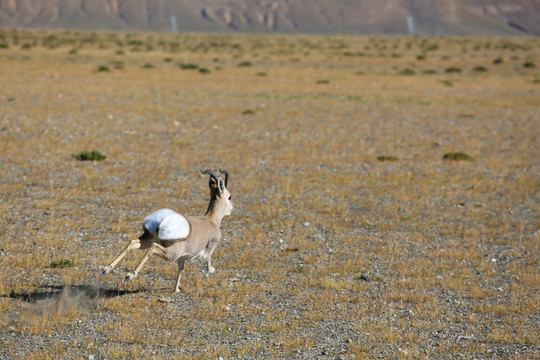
(101, 169, 233, 292)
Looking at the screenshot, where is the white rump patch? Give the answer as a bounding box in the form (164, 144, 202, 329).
(158, 213, 190, 240)
(143, 209, 175, 234)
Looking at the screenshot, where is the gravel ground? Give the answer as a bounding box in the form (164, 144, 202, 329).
(0, 31, 539, 359)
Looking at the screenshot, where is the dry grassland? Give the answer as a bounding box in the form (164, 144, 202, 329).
(0, 29, 539, 359)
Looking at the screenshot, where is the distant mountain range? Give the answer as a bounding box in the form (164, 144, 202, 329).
(1, 0, 539, 35)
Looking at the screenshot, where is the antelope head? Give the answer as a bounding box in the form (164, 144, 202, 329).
(201, 169, 233, 217)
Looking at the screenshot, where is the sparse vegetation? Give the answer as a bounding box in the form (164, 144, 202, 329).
(0, 29, 538, 359)
(398, 68, 415, 75)
(376, 155, 398, 161)
(441, 79, 453, 86)
(72, 150, 106, 161)
(443, 151, 473, 161)
(473, 66, 488, 72)
(445, 66, 462, 73)
(50, 259, 74, 268)
(179, 62, 199, 70)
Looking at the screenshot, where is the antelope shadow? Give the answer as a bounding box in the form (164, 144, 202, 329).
(5, 284, 144, 303)
(3, 284, 147, 313)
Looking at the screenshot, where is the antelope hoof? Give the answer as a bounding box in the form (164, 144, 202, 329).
(208, 266, 215, 274)
(101, 265, 112, 275)
(125, 273, 136, 281)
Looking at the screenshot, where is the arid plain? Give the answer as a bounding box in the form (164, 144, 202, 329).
(0, 30, 538, 359)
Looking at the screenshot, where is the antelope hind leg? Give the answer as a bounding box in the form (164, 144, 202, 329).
(125, 242, 168, 281)
(101, 239, 141, 275)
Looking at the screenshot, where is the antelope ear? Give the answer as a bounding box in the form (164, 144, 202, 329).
(209, 176, 218, 190)
(202, 170, 219, 190)
(218, 177, 225, 194)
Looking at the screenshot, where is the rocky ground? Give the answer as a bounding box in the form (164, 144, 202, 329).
(0, 30, 538, 359)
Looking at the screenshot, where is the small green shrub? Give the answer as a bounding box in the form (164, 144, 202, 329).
(141, 63, 154, 69)
(473, 66, 488, 72)
(179, 63, 198, 70)
(445, 67, 462, 73)
(493, 57, 504, 64)
(256, 72, 267, 77)
(96, 65, 110, 72)
(441, 80, 453, 87)
(316, 79, 330, 84)
(416, 54, 426, 61)
(398, 68, 415, 75)
(443, 152, 472, 161)
(238, 61, 252, 67)
(68, 48, 78, 55)
(523, 62, 536, 69)
(115, 50, 124, 55)
(50, 259, 74, 268)
(377, 155, 398, 162)
(21, 43, 32, 50)
(422, 69, 437, 74)
(242, 109, 255, 115)
(127, 39, 143, 46)
(163, 57, 173, 62)
(73, 150, 106, 161)
(198, 67, 211, 74)
(0, 43, 9, 49)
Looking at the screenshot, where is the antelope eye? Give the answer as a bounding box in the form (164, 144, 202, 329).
(228, 196, 232, 200)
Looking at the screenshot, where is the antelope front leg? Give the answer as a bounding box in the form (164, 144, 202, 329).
(207, 257, 215, 274)
(174, 259, 185, 293)
(101, 239, 141, 275)
(125, 243, 167, 281)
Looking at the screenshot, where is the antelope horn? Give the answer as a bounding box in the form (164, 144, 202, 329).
(219, 169, 229, 187)
(201, 169, 219, 183)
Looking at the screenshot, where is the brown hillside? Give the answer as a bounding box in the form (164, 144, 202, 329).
(0, 0, 539, 35)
